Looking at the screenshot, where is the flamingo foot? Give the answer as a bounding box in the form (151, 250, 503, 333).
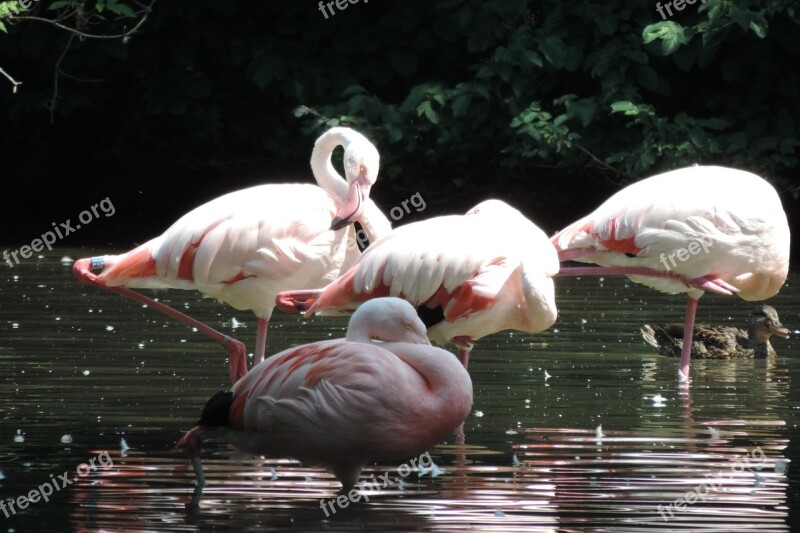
(72, 256, 109, 285)
(451, 336, 475, 368)
(275, 290, 322, 314)
(222, 336, 248, 384)
(686, 277, 739, 296)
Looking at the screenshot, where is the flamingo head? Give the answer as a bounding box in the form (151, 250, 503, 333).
(346, 297, 431, 345)
(175, 391, 235, 458)
(331, 136, 379, 230)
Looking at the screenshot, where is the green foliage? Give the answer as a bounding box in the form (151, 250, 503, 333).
(2, 0, 799, 207)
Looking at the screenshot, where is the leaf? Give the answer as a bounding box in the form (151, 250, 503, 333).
(451, 94, 471, 118)
(416, 101, 439, 125)
(540, 35, 568, 68)
(292, 105, 311, 118)
(749, 17, 768, 38)
(642, 21, 687, 56)
(48, 1, 73, 10)
(610, 101, 639, 115)
(108, 3, 136, 17)
(0, 20, 5, 33)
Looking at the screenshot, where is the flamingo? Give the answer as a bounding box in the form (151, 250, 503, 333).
(275, 199, 559, 367)
(73, 127, 391, 384)
(175, 297, 473, 503)
(552, 165, 790, 381)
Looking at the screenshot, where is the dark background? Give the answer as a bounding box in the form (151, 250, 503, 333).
(1, 0, 798, 252)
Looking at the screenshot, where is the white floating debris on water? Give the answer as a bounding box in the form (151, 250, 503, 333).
(753, 472, 765, 488)
(418, 462, 445, 478)
(12, 323, 19, 329)
(544, 370, 551, 381)
(61, 256, 73, 263)
(706, 426, 721, 439)
(60, 434, 73, 444)
(651, 393, 667, 407)
(120, 438, 131, 453)
(105, 325, 114, 332)
(774, 459, 787, 474)
(512, 453, 521, 466)
(83, 370, 91, 376)
(473, 410, 484, 417)
(494, 509, 506, 517)
(13, 430, 24, 443)
(505, 429, 518, 435)
(0, 470, 4, 480)
(596, 424, 605, 440)
(270, 468, 278, 481)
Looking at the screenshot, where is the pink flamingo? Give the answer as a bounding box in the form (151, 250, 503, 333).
(552, 165, 790, 381)
(74, 127, 391, 384)
(276, 199, 559, 367)
(175, 297, 472, 503)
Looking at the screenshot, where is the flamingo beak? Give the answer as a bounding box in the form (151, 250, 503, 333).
(331, 175, 371, 231)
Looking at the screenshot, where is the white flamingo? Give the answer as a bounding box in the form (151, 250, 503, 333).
(74, 127, 391, 383)
(277, 199, 559, 367)
(552, 165, 790, 381)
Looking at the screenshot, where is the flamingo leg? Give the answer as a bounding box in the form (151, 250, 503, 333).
(175, 426, 206, 511)
(450, 336, 474, 368)
(557, 266, 737, 296)
(74, 257, 248, 385)
(457, 347, 471, 368)
(254, 318, 269, 366)
(678, 296, 699, 383)
(557, 247, 599, 262)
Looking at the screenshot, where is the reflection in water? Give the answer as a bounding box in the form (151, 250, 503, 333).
(0, 252, 797, 531)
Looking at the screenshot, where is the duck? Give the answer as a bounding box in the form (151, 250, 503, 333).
(641, 305, 790, 359)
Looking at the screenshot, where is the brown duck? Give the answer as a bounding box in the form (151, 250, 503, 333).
(641, 305, 790, 359)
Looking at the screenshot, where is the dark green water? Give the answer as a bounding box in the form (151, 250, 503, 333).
(1, 249, 798, 531)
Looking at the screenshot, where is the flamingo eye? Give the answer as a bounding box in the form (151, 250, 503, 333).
(359, 165, 367, 175)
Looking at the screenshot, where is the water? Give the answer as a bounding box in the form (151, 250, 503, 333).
(1, 250, 798, 531)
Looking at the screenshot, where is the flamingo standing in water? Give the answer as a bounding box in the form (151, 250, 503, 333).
(276, 199, 559, 367)
(176, 297, 473, 502)
(552, 165, 790, 381)
(74, 127, 391, 383)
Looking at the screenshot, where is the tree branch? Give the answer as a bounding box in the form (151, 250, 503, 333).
(19, 0, 155, 40)
(0, 66, 22, 93)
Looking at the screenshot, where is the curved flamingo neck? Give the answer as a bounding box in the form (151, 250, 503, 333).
(396, 345, 467, 391)
(310, 128, 355, 201)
